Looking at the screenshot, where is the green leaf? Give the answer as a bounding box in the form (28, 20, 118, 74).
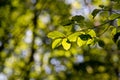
(68, 32, 82, 42)
(79, 34, 92, 41)
(72, 15, 84, 23)
(62, 38, 71, 50)
(117, 18, 120, 26)
(109, 14, 120, 20)
(61, 20, 73, 26)
(111, 28, 117, 36)
(92, 9, 101, 19)
(99, 5, 105, 8)
(47, 31, 65, 39)
(0, 28, 4, 37)
(87, 39, 94, 45)
(88, 29, 96, 37)
(77, 37, 86, 47)
(117, 40, 120, 50)
(52, 38, 62, 49)
(113, 32, 120, 43)
(98, 40, 105, 47)
(66, 39, 70, 43)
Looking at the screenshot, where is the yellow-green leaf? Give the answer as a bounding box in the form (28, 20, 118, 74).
(62, 38, 71, 50)
(0, 28, 4, 37)
(52, 38, 62, 49)
(47, 31, 65, 39)
(68, 32, 81, 42)
(109, 14, 120, 20)
(77, 37, 86, 47)
(88, 29, 96, 37)
(87, 39, 94, 45)
(111, 28, 117, 36)
(117, 18, 120, 26)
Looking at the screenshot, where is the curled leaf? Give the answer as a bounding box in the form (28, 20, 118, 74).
(52, 38, 62, 49)
(88, 29, 96, 37)
(77, 37, 86, 47)
(62, 38, 71, 50)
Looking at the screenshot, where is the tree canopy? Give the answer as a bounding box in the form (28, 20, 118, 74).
(0, 0, 120, 80)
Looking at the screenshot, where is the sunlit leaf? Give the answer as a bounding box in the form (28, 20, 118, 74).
(62, 38, 71, 50)
(88, 29, 96, 37)
(109, 14, 120, 20)
(87, 39, 94, 45)
(117, 18, 120, 26)
(52, 38, 62, 49)
(111, 28, 117, 36)
(68, 32, 81, 42)
(92, 9, 101, 19)
(47, 31, 65, 39)
(77, 37, 86, 47)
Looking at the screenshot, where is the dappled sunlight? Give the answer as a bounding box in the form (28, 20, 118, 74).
(24, 30, 32, 43)
(0, 0, 120, 80)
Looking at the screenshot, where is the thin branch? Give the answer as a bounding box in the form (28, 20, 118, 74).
(102, 9, 120, 14)
(98, 24, 110, 37)
(94, 20, 111, 27)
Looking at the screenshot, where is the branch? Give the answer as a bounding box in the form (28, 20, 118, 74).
(24, 1, 38, 80)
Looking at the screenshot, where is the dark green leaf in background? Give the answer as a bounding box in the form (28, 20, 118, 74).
(92, 9, 101, 19)
(72, 15, 84, 23)
(61, 19, 73, 26)
(117, 40, 120, 50)
(79, 34, 92, 41)
(98, 40, 105, 47)
(113, 32, 120, 43)
(99, 5, 105, 8)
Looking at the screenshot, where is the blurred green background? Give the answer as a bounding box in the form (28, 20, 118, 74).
(0, 0, 120, 80)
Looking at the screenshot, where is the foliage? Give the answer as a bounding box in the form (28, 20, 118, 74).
(0, 0, 120, 80)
